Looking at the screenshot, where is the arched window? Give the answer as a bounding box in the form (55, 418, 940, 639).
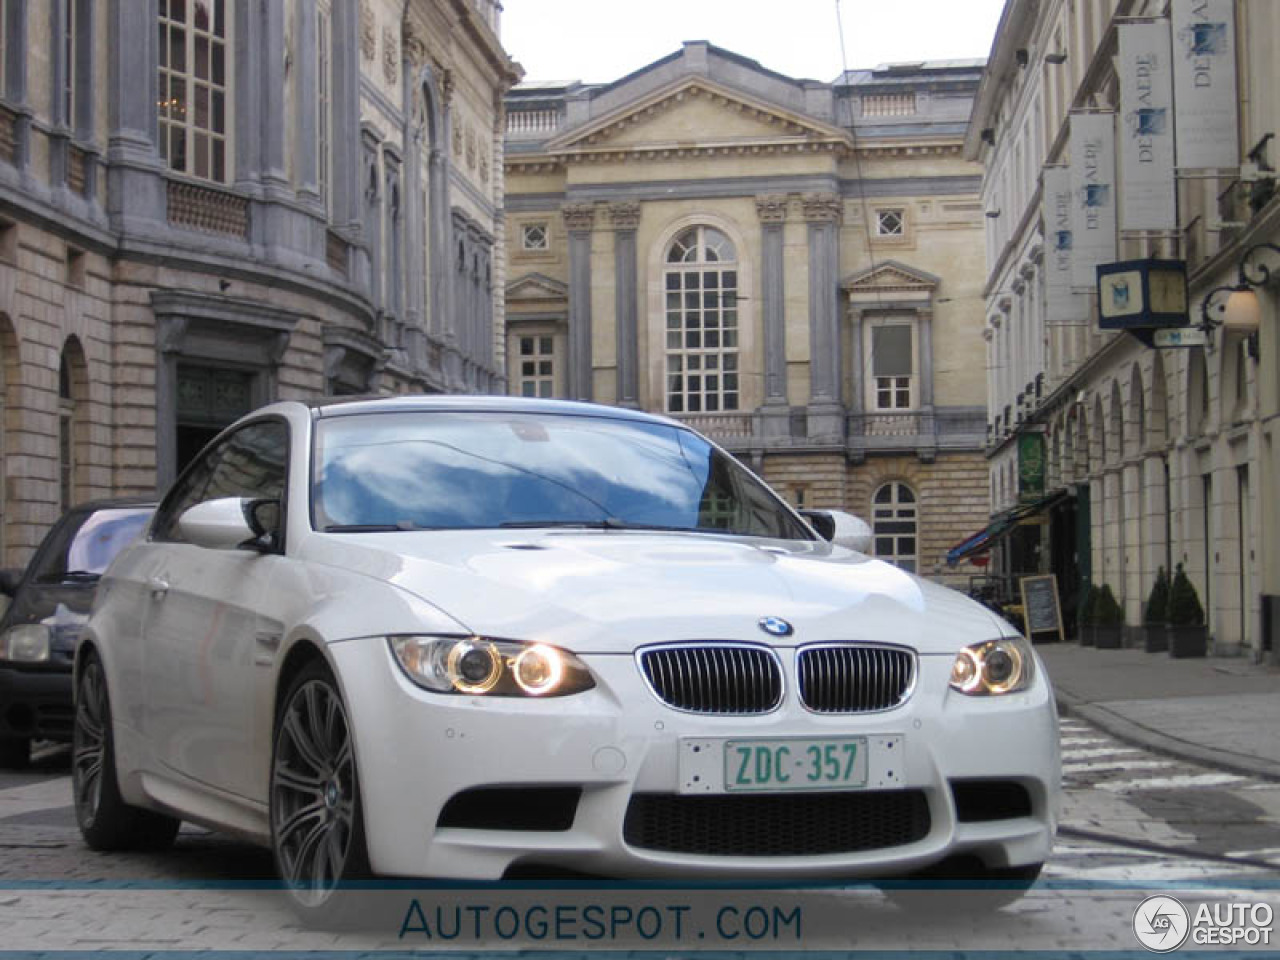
(663, 226, 738, 414)
(872, 482, 917, 573)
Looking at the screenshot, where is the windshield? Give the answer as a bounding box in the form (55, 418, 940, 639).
(312, 410, 813, 541)
(34, 507, 153, 582)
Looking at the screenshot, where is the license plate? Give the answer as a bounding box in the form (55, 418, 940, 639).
(723, 737, 867, 792)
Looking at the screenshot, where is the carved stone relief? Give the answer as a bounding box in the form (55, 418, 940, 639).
(359, 1, 376, 61)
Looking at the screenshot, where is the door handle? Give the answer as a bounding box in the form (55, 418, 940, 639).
(147, 576, 169, 598)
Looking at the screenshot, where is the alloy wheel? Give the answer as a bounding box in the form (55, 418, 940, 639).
(72, 660, 108, 825)
(272, 678, 357, 906)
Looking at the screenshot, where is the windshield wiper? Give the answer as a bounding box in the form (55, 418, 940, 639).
(322, 522, 433, 533)
(500, 518, 698, 534)
(500, 519, 623, 530)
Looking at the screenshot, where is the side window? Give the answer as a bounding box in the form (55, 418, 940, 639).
(153, 419, 289, 543)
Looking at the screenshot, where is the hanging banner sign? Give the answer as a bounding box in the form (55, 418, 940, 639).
(1119, 22, 1177, 230)
(1069, 113, 1117, 289)
(1042, 166, 1079, 324)
(1171, 0, 1239, 169)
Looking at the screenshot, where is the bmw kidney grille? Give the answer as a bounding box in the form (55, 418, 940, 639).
(797, 644, 916, 713)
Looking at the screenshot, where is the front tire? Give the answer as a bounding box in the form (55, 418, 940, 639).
(72, 652, 180, 851)
(270, 660, 370, 927)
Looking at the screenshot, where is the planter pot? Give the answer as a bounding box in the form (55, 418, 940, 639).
(1094, 624, 1124, 649)
(1077, 625, 1095, 647)
(1142, 623, 1168, 653)
(1168, 624, 1207, 658)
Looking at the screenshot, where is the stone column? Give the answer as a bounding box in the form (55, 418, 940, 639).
(756, 194, 790, 439)
(257, 0, 289, 200)
(917, 306, 937, 460)
(106, 0, 164, 233)
(803, 193, 843, 441)
(563, 203, 596, 401)
(329, 0, 362, 232)
(1122, 457, 1143, 631)
(292, 0, 320, 203)
(609, 202, 640, 408)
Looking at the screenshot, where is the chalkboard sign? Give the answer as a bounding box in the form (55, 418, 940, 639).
(1019, 574, 1064, 643)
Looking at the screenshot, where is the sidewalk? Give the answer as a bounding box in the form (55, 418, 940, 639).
(1038, 642, 1280, 781)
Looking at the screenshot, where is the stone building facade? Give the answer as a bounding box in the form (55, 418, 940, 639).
(970, 0, 1280, 660)
(504, 44, 992, 583)
(0, 0, 519, 566)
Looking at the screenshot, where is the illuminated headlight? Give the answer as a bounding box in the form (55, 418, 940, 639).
(0, 624, 51, 663)
(389, 636, 594, 697)
(949, 636, 1034, 696)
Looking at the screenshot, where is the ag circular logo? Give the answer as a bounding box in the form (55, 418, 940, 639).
(757, 616, 793, 637)
(1133, 895, 1190, 952)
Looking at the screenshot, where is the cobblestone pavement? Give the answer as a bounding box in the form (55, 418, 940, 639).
(0, 722, 1278, 953)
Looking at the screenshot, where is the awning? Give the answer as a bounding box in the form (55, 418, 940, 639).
(945, 490, 1071, 566)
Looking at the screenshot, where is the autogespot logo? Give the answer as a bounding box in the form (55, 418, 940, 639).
(1133, 895, 1190, 952)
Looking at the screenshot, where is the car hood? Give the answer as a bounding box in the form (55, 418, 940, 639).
(301, 529, 1006, 655)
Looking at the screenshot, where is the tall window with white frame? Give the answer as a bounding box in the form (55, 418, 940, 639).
(158, 0, 231, 183)
(516, 332, 555, 398)
(866, 318, 915, 411)
(316, 0, 332, 211)
(663, 226, 739, 414)
(872, 482, 917, 572)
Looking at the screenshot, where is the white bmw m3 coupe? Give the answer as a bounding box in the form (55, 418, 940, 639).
(73, 396, 1059, 919)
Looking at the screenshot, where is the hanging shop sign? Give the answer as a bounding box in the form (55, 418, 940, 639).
(1018, 432, 1046, 501)
(1096, 258, 1189, 330)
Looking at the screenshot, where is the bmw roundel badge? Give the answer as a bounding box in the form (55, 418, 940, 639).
(758, 616, 794, 638)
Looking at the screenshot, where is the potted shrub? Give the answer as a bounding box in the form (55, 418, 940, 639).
(1166, 563, 1207, 658)
(1142, 566, 1170, 653)
(1076, 581, 1096, 646)
(1092, 583, 1124, 649)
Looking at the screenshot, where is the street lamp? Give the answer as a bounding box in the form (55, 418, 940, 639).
(1197, 241, 1280, 357)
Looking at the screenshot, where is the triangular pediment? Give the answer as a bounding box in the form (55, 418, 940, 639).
(842, 260, 940, 294)
(505, 272, 568, 302)
(544, 77, 851, 155)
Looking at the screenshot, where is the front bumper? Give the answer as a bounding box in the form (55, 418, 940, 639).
(0, 663, 74, 742)
(331, 640, 1060, 881)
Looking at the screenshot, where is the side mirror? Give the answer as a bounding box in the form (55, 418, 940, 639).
(0, 568, 22, 596)
(800, 509, 873, 553)
(177, 498, 279, 552)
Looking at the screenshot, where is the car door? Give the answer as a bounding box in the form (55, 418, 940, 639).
(141, 417, 291, 801)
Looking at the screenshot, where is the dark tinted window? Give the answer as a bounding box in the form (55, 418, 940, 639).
(154, 419, 289, 542)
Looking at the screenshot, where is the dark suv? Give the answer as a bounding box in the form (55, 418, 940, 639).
(0, 499, 154, 767)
